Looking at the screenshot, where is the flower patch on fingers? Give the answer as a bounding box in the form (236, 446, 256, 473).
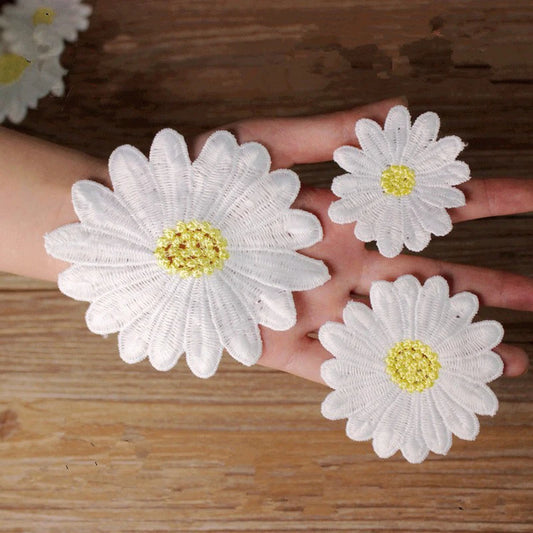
(45, 129, 330, 378)
(329, 105, 471, 257)
(318, 275, 504, 463)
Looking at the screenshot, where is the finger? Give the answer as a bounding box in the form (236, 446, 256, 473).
(191, 96, 408, 168)
(495, 343, 530, 377)
(360, 252, 533, 311)
(258, 335, 528, 385)
(258, 336, 331, 385)
(452, 178, 533, 222)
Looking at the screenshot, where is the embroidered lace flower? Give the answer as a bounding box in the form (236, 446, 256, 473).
(45, 129, 330, 378)
(0, 41, 65, 123)
(318, 275, 503, 463)
(0, 0, 92, 57)
(329, 105, 471, 258)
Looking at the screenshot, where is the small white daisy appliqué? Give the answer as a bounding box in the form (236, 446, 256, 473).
(0, 41, 65, 123)
(329, 105, 471, 258)
(318, 275, 503, 463)
(45, 130, 330, 378)
(0, 0, 92, 57)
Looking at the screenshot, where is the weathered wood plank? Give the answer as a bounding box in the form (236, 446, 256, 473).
(0, 0, 532, 531)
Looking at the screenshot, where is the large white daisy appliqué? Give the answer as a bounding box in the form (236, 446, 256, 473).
(45, 130, 330, 378)
(329, 105, 471, 258)
(318, 275, 504, 463)
(0, 0, 92, 57)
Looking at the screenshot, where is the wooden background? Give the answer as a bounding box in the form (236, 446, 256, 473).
(1, 0, 532, 531)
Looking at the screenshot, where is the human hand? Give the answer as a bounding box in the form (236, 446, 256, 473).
(193, 97, 533, 383)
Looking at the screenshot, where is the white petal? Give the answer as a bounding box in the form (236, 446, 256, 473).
(428, 292, 480, 348)
(71, 180, 151, 243)
(148, 345, 184, 372)
(414, 276, 450, 342)
(384, 105, 411, 161)
(58, 264, 162, 302)
(185, 279, 224, 378)
(444, 351, 503, 384)
(354, 220, 375, 242)
(230, 209, 322, 251)
(421, 161, 471, 186)
(186, 340, 223, 379)
(220, 168, 300, 234)
(195, 137, 270, 221)
(369, 279, 405, 342)
(403, 111, 440, 164)
(202, 138, 273, 223)
(449, 292, 479, 325)
(193, 130, 238, 180)
(320, 358, 385, 390)
(328, 192, 384, 224)
(331, 172, 379, 198)
(346, 417, 376, 441)
(318, 321, 385, 367)
(344, 387, 400, 442)
(439, 373, 500, 416)
(85, 275, 168, 334)
(145, 280, 192, 371)
(149, 128, 191, 226)
(403, 206, 431, 252)
(321, 379, 395, 420)
(392, 275, 421, 339)
(342, 301, 379, 333)
(206, 273, 262, 366)
(225, 270, 296, 331)
(420, 393, 452, 455)
(333, 146, 382, 176)
(415, 185, 465, 209)
(400, 396, 430, 463)
(226, 249, 329, 291)
(255, 290, 296, 331)
(45, 224, 155, 266)
(437, 320, 504, 359)
(432, 386, 480, 441)
(355, 118, 392, 168)
(401, 434, 429, 464)
(372, 393, 413, 459)
(108, 145, 163, 238)
(414, 136, 465, 174)
(118, 316, 149, 364)
(375, 200, 405, 258)
(413, 200, 453, 236)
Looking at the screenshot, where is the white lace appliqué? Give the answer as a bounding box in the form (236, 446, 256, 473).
(45, 129, 330, 378)
(329, 105, 471, 258)
(0, 0, 92, 57)
(318, 275, 503, 463)
(0, 41, 65, 123)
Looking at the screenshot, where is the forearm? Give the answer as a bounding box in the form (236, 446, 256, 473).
(0, 127, 109, 281)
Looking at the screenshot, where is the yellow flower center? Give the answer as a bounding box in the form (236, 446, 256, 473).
(154, 220, 229, 277)
(33, 7, 56, 25)
(0, 53, 31, 85)
(380, 165, 416, 197)
(385, 339, 441, 393)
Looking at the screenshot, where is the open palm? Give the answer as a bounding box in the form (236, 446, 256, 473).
(194, 98, 533, 383)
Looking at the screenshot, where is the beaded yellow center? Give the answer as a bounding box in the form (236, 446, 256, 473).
(385, 339, 441, 393)
(380, 165, 416, 197)
(154, 220, 229, 277)
(33, 7, 55, 25)
(0, 53, 30, 85)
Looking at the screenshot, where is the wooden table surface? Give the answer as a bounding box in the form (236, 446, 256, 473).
(1, 1, 532, 531)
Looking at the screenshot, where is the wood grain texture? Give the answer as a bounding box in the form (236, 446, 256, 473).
(1, 0, 532, 531)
